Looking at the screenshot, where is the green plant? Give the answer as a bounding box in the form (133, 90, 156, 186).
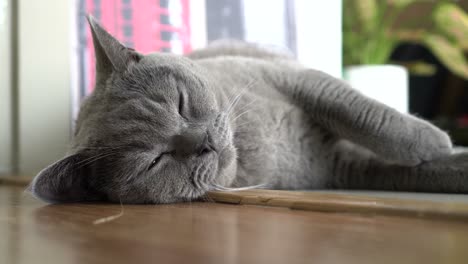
(343, 0, 468, 79)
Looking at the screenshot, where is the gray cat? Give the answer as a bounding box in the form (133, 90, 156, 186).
(30, 15, 468, 204)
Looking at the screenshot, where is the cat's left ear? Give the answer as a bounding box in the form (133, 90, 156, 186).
(29, 153, 103, 203)
(87, 14, 142, 81)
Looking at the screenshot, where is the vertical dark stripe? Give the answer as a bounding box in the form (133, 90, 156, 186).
(206, 0, 245, 41)
(78, 0, 87, 99)
(10, 0, 19, 174)
(284, 0, 297, 56)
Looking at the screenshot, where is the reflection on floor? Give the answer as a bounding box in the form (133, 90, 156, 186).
(1, 185, 468, 264)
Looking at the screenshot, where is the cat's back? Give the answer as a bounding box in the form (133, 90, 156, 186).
(187, 40, 294, 61)
(188, 41, 298, 104)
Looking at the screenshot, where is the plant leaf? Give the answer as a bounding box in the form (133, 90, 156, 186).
(433, 3, 468, 50)
(387, 0, 416, 9)
(393, 29, 426, 43)
(423, 34, 468, 79)
(354, 0, 379, 33)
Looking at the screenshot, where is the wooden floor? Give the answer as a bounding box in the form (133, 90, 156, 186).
(1, 185, 468, 264)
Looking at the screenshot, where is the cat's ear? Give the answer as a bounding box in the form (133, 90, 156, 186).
(86, 14, 142, 81)
(29, 153, 103, 203)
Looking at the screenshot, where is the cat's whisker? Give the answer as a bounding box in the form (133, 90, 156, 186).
(225, 79, 257, 116)
(76, 151, 120, 168)
(225, 89, 247, 116)
(226, 80, 254, 110)
(86, 145, 126, 154)
(236, 122, 253, 128)
(75, 149, 117, 163)
(230, 98, 258, 119)
(77, 146, 117, 150)
(202, 180, 216, 202)
(231, 108, 255, 123)
(75, 151, 113, 166)
(235, 121, 254, 128)
(75, 145, 127, 151)
(201, 181, 212, 192)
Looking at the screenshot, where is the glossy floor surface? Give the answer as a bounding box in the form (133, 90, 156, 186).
(1, 185, 468, 264)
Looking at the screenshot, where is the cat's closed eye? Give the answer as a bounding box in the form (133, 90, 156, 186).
(178, 91, 185, 117)
(148, 153, 169, 171)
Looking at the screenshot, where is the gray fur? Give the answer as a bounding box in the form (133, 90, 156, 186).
(31, 15, 468, 204)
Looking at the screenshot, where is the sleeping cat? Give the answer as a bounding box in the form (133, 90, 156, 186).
(30, 15, 468, 204)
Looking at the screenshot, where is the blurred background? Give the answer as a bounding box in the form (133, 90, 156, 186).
(0, 0, 466, 177)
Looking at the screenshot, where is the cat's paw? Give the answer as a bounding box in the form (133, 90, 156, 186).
(416, 123, 452, 158)
(375, 116, 453, 166)
(395, 118, 452, 166)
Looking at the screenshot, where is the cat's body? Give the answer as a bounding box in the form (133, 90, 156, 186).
(188, 49, 333, 190)
(30, 16, 468, 204)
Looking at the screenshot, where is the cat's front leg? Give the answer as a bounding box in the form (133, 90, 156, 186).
(274, 67, 452, 166)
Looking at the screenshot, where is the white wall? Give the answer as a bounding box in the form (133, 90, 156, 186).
(295, 0, 342, 78)
(18, 0, 72, 175)
(242, 0, 343, 78)
(0, 0, 11, 174)
(243, 0, 289, 48)
(189, 0, 207, 50)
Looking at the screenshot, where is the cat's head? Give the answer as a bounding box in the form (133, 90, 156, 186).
(30, 15, 237, 204)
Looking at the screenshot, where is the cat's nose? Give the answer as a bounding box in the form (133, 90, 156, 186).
(172, 131, 214, 158)
(198, 133, 215, 156)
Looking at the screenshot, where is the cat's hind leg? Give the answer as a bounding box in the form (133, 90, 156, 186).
(329, 140, 468, 193)
(275, 68, 452, 166)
